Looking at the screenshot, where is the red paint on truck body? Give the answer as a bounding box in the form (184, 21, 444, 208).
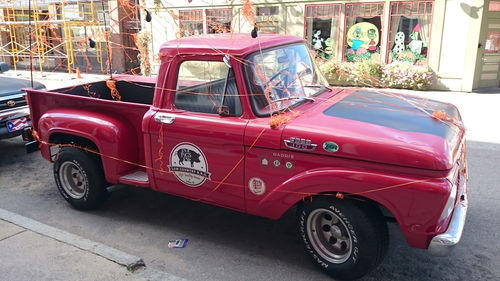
(26, 33, 466, 250)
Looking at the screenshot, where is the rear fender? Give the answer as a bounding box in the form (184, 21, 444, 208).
(38, 109, 138, 183)
(250, 168, 450, 249)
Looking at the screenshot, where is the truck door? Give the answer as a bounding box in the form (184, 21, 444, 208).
(149, 58, 247, 210)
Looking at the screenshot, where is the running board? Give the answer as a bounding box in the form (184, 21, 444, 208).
(119, 170, 150, 187)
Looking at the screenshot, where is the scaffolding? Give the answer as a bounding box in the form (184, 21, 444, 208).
(0, 0, 107, 73)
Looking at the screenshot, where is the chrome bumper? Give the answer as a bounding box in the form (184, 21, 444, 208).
(0, 105, 30, 121)
(428, 178, 468, 256)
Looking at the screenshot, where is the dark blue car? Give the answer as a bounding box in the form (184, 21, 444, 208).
(0, 62, 46, 140)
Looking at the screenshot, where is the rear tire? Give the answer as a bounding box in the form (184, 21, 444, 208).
(297, 197, 388, 280)
(53, 147, 109, 210)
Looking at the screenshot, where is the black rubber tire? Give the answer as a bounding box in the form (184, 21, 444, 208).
(297, 197, 388, 280)
(53, 147, 109, 210)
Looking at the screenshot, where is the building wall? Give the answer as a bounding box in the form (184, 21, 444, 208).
(144, 0, 486, 91)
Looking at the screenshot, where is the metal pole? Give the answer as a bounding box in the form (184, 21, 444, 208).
(28, 0, 33, 88)
(101, 0, 112, 77)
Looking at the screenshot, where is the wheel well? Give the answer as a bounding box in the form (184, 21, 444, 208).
(49, 133, 100, 154)
(297, 194, 397, 223)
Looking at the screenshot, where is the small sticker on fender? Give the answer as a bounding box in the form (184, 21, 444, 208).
(249, 177, 266, 195)
(261, 158, 269, 166)
(323, 141, 339, 153)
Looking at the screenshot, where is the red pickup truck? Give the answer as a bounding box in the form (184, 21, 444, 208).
(26, 34, 468, 280)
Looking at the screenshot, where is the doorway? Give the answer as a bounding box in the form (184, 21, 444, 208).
(476, 3, 500, 88)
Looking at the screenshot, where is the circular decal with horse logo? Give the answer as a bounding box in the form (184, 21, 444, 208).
(168, 142, 211, 187)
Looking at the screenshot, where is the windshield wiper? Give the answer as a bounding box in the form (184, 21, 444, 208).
(273, 96, 315, 103)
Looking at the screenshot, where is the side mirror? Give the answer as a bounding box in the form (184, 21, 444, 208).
(0, 62, 8, 73)
(217, 105, 230, 116)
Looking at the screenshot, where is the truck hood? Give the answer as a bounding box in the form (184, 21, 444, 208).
(281, 90, 464, 171)
(0, 76, 45, 98)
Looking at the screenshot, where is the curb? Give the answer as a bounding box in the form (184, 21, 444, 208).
(0, 208, 144, 271)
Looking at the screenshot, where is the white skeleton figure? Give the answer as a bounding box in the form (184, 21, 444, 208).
(312, 30, 324, 50)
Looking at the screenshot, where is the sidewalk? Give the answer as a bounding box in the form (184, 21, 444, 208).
(0, 208, 186, 281)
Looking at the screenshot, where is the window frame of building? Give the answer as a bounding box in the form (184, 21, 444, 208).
(343, 2, 385, 62)
(256, 6, 279, 16)
(255, 6, 280, 33)
(304, 3, 342, 60)
(179, 9, 203, 37)
(206, 8, 232, 34)
(387, 1, 434, 64)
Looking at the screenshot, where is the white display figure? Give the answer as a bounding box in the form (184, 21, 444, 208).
(312, 30, 324, 50)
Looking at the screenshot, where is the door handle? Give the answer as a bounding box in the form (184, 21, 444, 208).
(154, 112, 176, 124)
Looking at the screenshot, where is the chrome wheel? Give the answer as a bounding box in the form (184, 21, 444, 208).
(307, 208, 352, 264)
(59, 161, 87, 199)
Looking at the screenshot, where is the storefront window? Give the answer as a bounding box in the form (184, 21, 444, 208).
(388, 1, 433, 65)
(206, 9, 232, 33)
(256, 6, 280, 33)
(344, 3, 384, 62)
(179, 10, 203, 37)
(305, 4, 341, 60)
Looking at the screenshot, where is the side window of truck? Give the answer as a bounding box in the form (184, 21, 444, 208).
(175, 60, 242, 116)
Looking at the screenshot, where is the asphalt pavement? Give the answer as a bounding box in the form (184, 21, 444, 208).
(0, 70, 499, 281)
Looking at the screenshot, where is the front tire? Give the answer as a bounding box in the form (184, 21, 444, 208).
(297, 197, 388, 280)
(54, 147, 109, 210)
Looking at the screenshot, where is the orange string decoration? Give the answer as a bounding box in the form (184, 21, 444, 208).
(431, 109, 461, 128)
(155, 122, 166, 173)
(106, 79, 121, 101)
(241, 0, 256, 25)
(82, 83, 97, 98)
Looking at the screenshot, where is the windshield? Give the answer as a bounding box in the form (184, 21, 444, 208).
(244, 43, 329, 116)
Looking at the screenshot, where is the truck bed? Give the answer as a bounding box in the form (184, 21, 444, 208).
(56, 79, 155, 105)
(27, 76, 157, 176)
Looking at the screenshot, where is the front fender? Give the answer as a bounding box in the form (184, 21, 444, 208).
(249, 167, 451, 249)
(38, 108, 138, 183)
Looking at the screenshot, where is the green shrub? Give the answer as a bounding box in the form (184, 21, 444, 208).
(353, 60, 383, 86)
(380, 61, 434, 90)
(318, 58, 434, 90)
(319, 59, 382, 87)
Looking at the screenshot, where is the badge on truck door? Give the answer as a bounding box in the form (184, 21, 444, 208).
(168, 142, 211, 187)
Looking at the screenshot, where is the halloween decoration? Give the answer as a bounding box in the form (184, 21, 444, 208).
(408, 24, 423, 54)
(393, 32, 405, 58)
(346, 22, 379, 51)
(312, 30, 324, 50)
